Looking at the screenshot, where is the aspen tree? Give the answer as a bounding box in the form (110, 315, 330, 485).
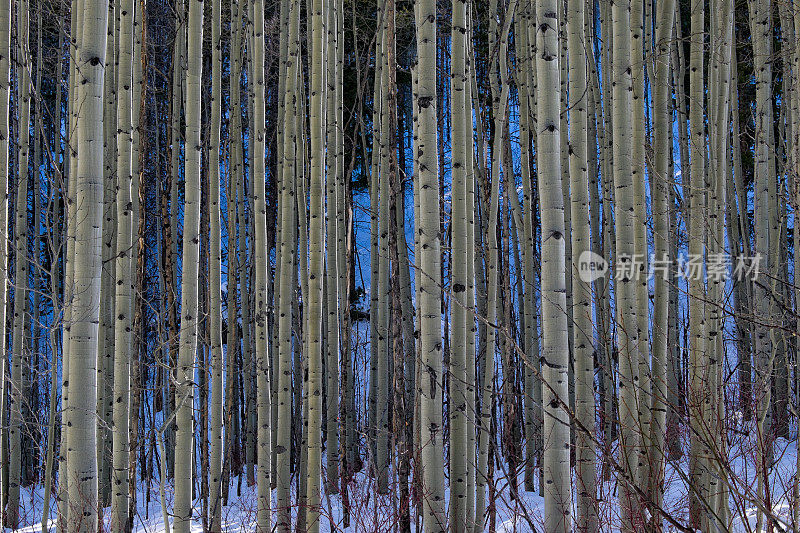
(464, 4, 478, 525)
(707, 0, 734, 525)
(449, 0, 469, 527)
(566, 0, 597, 526)
(687, 0, 708, 525)
(208, 0, 224, 525)
(251, 0, 271, 528)
(534, 0, 572, 530)
(271, 0, 289, 482)
(414, 0, 445, 527)
(410, 16, 422, 510)
(7, 0, 30, 524)
(128, 7, 145, 518)
(275, 0, 300, 528)
(556, 2, 574, 432)
(111, 0, 135, 527)
(173, 0, 203, 525)
(748, 0, 777, 526)
(59, 1, 85, 524)
(630, 0, 651, 494)
(324, 0, 339, 493)
(98, 1, 117, 504)
(66, 0, 108, 528)
(649, 0, 675, 518)
(340, 0, 357, 479)
(305, 0, 326, 525)
(611, 0, 641, 524)
(368, 0, 384, 463)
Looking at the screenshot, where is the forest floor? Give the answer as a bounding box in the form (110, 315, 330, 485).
(5, 433, 798, 532)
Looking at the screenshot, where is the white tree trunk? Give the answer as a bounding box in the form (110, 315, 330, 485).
(535, 0, 572, 530)
(208, 0, 224, 527)
(66, 0, 108, 529)
(173, 0, 203, 526)
(566, 0, 597, 527)
(413, 0, 445, 528)
(111, 0, 134, 528)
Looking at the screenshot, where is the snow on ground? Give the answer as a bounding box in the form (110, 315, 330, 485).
(6, 433, 798, 532)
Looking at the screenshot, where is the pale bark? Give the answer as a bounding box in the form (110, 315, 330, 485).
(0, 0, 10, 523)
(449, 0, 469, 527)
(687, 0, 708, 526)
(173, 0, 203, 525)
(305, 0, 326, 526)
(535, 0, 571, 530)
(707, 0, 734, 525)
(110, 0, 134, 528)
(464, 5, 477, 525)
(275, 0, 300, 527)
(208, 0, 224, 526)
(566, 0, 597, 527)
(7, 0, 30, 524)
(630, 0, 651, 496)
(324, 0, 340, 494)
(748, 0, 777, 527)
(66, 0, 108, 529)
(249, 0, 271, 530)
(414, 0, 445, 527)
(58, 2, 82, 525)
(649, 0, 676, 520)
(97, 1, 116, 504)
(376, 0, 391, 493)
(368, 3, 383, 464)
(611, 0, 641, 524)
